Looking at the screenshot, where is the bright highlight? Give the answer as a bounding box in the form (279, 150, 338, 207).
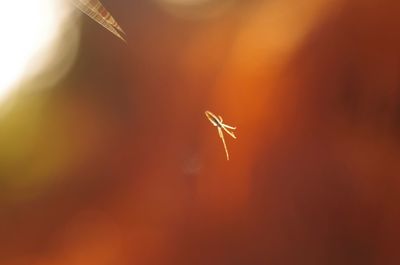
(0, 0, 74, 104)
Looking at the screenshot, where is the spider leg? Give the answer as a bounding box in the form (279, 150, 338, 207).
(218, 115, 223, 122)
(222, 125, 237, 139)
(218, 126, 223, 137)
(222, 124, 236, 130)
(218, 127, 230, 160)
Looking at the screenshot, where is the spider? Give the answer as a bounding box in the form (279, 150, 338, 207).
(205, 110, 237, 160)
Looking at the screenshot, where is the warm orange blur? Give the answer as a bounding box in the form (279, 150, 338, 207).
(1, 0, 400, 264)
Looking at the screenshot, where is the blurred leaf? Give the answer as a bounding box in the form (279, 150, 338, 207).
(72, 0, 126, 41)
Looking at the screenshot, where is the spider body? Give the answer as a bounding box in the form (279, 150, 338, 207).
(205, 111, 237, 160)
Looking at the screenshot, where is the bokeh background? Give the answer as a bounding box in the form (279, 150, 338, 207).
(1, 0, 400, 264)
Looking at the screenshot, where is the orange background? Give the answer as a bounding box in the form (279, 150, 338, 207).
(1, 0, 400, 264)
